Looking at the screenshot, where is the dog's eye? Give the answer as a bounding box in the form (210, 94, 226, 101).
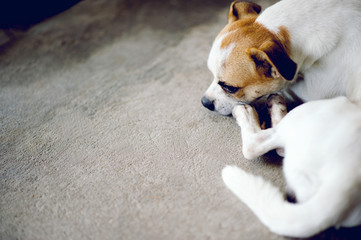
(218, 81, 240, 94)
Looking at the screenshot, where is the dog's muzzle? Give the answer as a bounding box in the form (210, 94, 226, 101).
(201, 96, 215, 111)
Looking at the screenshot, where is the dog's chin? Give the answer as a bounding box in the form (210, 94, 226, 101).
(215, 101, 247, 116)
(213, 95, 268, 116)
(213, 104, 234, 116)
(216, 109, 233, 116)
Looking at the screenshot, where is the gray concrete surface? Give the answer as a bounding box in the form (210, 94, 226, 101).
(1, 0, 361, 239)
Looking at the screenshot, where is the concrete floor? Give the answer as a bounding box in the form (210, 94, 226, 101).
(1, 0, 361, 239)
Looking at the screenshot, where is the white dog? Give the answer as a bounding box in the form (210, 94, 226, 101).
(202, 0, 361, 115)
(222, 95, 361, 238)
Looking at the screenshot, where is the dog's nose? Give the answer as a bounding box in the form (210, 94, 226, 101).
(201, 96, 215, 111)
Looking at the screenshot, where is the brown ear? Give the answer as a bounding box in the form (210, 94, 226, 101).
(248, 42, 297, 81)
(228, 1, 262, 23)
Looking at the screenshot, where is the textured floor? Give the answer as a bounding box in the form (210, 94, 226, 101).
(1, 0, 361, 239)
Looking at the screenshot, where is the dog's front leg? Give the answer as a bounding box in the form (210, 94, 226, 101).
(267, 94, 287, 127)
(267, 94, 287, 156)
(233, 105, 280, 159)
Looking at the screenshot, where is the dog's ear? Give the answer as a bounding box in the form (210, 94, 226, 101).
(248, 42, 297, 81)
(228, 1, 262, 23)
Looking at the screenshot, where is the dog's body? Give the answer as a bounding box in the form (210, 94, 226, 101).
(201, 1, 361, 236)
(202, 0, 361, 115)
(223, 96, 361, 238)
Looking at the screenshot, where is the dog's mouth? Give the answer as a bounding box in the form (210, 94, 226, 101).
(255, 95, 266, 101)
(201, 96, 267, 116)
(240, 95, 267, 105)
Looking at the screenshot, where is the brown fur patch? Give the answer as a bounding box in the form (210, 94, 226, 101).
(278, 26, 292, 56)
(213, 17, 294, 102)
(228, 1, 262, 24)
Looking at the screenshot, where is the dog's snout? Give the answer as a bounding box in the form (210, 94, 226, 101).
(201, 96, 215, 111)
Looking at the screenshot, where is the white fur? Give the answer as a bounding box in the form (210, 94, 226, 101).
(204, 0, 361, 114)
(206, 33, 238, 115)
(257, 0, 361, 102)
(223, 96, 361, 238)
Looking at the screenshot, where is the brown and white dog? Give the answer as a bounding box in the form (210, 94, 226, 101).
(201, 0, 361, 115)
(201, 0, 361, 237)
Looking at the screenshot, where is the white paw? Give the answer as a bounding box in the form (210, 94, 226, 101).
(232, 104, 246, 118)
(267, 94, 287, 127)
(267, 94, 286, 109)
(267, 94, 287, 114)
(232, 104, 260, 126)
(232, 104, 255, 117)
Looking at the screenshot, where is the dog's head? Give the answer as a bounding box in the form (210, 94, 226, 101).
(201, 1, 297, 115)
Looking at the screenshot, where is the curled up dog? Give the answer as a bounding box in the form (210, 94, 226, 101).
(200, 0, 361, 237)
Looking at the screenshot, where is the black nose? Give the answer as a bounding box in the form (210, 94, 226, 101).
(201, 96, 215, 111)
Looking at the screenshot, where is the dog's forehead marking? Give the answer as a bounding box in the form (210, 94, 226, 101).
(208, 31, 236, 78)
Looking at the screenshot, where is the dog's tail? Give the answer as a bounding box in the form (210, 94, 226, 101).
(222, 165, 352, 238)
